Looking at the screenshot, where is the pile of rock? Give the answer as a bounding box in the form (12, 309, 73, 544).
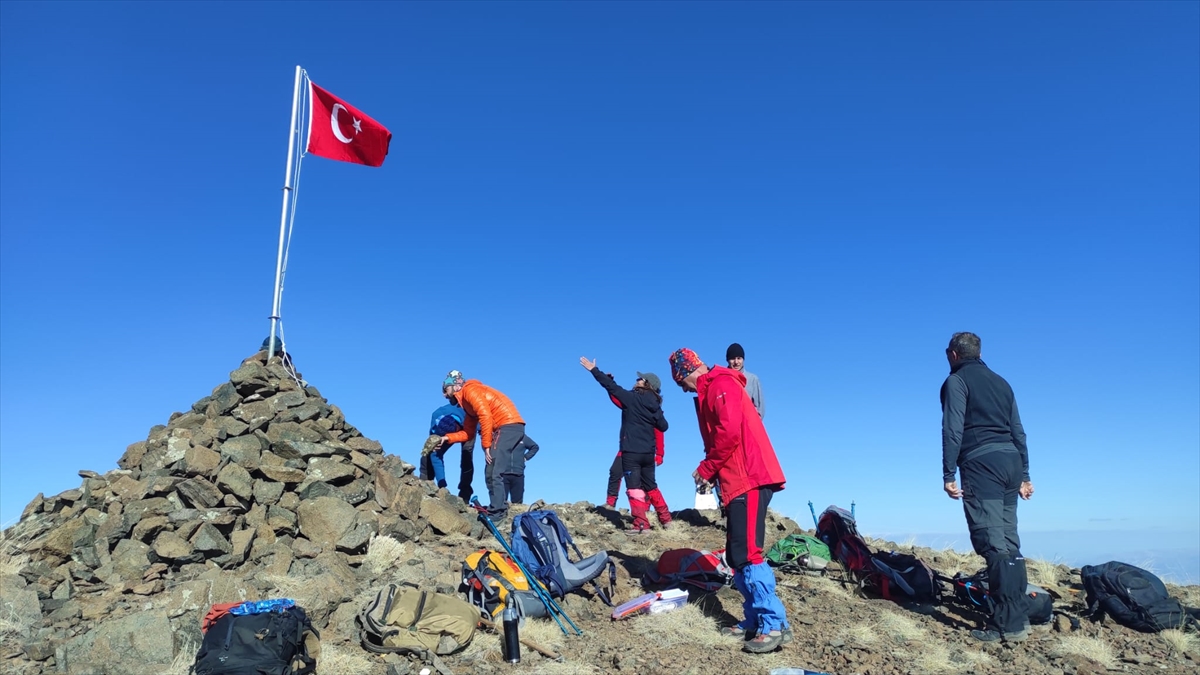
(0, 350, 477, 674)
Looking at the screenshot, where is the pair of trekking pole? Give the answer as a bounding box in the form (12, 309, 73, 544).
(469, 497, 583, 636)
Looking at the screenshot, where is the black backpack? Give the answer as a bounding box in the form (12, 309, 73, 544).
(870, 551, 942, 603)
(1080, 561, 1198, 633)
(192, 606, 319, 675)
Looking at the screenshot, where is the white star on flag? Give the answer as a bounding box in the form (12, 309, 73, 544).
(352, 118, 362, 135)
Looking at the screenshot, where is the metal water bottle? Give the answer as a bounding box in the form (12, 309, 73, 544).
(501, 606, 520, 664)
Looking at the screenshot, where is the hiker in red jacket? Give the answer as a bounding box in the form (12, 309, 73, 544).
(669, 347, 791, 654)
(602, 374, 668, 522)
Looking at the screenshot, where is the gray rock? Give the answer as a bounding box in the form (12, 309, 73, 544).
(191, 523, 232, 555)
(346, 436, 384, 454)
(279, 402, 322, 423)
(296, 496, 356, 549)
(220, 434, 263, 470)
(298, 481, 343, 501)
(342, 479, 371, 505)
(269, 391, 307, 413)
(117, 441, 148, 470)
(259, 465, 305, 483)
(164, 435, 191, 464)
(306, 456, 356, 484)
(266, 505, 298, 534)
(216, 462, 253, 500)
(176, 477, 224, 508)
(0, 574, 41, 637)
(169, 412, 207, 430)
(124, 497, 173, 522)
(234, 399, 273, 427)
(144, 475, 179, 496)
(37, 519, 92, 557)
(229, 528, 255, 564)
(420, 498, 473, 535)
(336, 519, 376, 553)
(230, 362, 269, 386)
(252, 479, 285, 505)
(211, 381, 242, 415)
(151, 531, 196, 561)
(111, 539, 151, 581)
(274, 439, 338, 459)
(216, 416, 250, 438)
(182, 445, 221, 476)
(131, 516, 169, 542)
(60, 609, 175, 675)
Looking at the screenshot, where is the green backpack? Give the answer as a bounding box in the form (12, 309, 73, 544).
(766, 534, 831, 572)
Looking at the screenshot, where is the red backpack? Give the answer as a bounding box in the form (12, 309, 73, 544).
(643, 548, 733, 592)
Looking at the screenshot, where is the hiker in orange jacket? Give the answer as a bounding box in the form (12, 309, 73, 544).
(669, 347, 790, 654)
(440, 370, 535, 519)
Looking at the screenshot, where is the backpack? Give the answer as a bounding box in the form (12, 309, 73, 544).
(946, 570, 1054, 625)
(643, 548, 734, 592)
(816, 506, 883, 595)
(358, 584, 480, 661)
(192, 601, 319, 675)
(461, 549, 550, 620)
(869, 551, 942, 603)
(766, 534, 831, 573)
(510, 510, 617, 605)
(1080, 561, 1199, 633)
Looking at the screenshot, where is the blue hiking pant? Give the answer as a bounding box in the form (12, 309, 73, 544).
(726, 486, 789, 634)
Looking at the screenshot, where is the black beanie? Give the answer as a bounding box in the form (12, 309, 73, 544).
(726, 343, 745, 361)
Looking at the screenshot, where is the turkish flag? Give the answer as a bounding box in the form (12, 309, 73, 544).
(306, 81, 391, 167)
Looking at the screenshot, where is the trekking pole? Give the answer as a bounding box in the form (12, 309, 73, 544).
(808, 501, 818, 529)
(851, 501, 855, 519)
(470, 498, 583, 636)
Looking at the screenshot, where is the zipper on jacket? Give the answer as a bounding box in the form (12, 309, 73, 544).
(222, 618, 236, 651)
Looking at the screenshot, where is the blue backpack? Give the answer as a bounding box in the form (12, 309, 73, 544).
(510, 510, 617, 606)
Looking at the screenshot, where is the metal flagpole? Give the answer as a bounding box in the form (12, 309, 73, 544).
(268, 65, 304, 360)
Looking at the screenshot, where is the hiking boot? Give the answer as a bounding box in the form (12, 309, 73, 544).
(970, 628, 1003, 643)
(1005, 627, 1030, 643)
(781, 628, 794, 644)
(742, 631, 783, 654)
(720, 625, 752, 640)
(627, 525, 652, 535)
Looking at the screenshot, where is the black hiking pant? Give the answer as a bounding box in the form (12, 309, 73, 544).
(961, 445, 1028, 634)
(621, 452, 657, 491)
(484, 423, 528, 517)
(607, 453, 623, 498)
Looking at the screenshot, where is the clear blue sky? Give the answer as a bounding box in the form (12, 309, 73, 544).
(2, 2, 1197, 580)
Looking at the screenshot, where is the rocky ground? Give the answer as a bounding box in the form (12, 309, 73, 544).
(1, 351, 1197, 675)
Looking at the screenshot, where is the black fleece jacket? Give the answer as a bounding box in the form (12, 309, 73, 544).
(589, 369, 668, 455)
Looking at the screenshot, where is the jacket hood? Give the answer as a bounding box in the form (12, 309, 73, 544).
(697, 365, 746, 396)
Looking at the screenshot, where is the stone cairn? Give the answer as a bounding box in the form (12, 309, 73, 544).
(1, 350, 477, 674)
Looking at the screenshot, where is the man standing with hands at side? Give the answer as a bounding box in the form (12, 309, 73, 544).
(726, 343, 764, 418)
(941, 332, 1035, 643)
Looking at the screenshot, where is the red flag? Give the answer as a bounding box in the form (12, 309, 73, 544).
(306, 81, 391, 167)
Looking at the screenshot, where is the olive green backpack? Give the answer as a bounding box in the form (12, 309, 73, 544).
(766, 534, 831, 573)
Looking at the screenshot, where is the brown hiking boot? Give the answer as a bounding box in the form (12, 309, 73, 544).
(743, 630, 783, 654)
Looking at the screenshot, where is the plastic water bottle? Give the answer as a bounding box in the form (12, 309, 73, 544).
(769, 670, 830, 675)
(501, 606, 520, 664)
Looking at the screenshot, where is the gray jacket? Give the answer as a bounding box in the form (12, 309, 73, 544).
(742, 369, 764, 419)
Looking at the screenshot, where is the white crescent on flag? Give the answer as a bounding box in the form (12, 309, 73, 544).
(330, 103, 356, 144)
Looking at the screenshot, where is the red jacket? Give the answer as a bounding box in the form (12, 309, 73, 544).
(694, 366, 785, 505)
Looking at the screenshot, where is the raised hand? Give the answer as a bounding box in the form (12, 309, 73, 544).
(580, 356, 597, 371)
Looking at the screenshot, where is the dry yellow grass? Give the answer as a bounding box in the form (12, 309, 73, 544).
(877, 610, 927, 643)
(913, 642, 955, 673)
(530, 661, 602, 675)
(260, 573, 320, 610)
(1025, 556, 1062, 587)
(843, 622, 879, 647)
(318, 643, 375, 675)
(162, 633, 200, 675)
(1167, 583, 1200, 609)
(1161, 628, 1198, 656)
(518, 617, 568, 655)
(630, 603, 741, 649)
(1053, 633, 1117, 669)
(363, 534, 406, 575)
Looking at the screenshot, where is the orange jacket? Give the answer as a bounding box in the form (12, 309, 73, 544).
(443, 380, 524, 449)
